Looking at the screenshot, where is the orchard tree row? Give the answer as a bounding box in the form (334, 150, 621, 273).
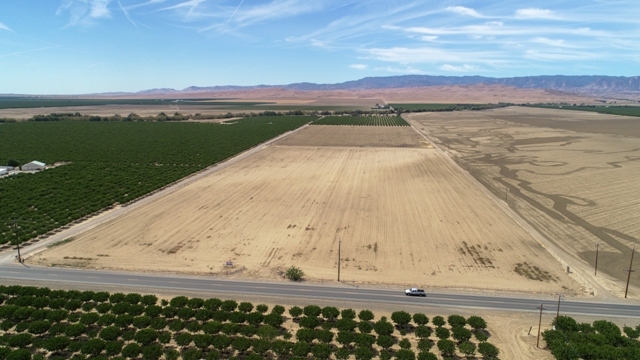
(0, 117, 312, 245)
(0, 285, 500, 360)
(543, 315, 640, 359)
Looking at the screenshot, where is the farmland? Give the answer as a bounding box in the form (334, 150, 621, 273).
(312, 116, 408, 126)
(0, 117, 312, 245)
(406, 106, 640, 297)
(0, 284, 504, 360)
(530, 104, 640, 118)
(0, 97, 271, 110)
(33, 125, 577, 295)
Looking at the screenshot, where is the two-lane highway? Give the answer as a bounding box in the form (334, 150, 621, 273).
(1, 264, 639, 318)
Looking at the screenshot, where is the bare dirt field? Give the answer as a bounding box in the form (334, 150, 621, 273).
(406, 107, 640, 299)
(31, 125, 579, 296)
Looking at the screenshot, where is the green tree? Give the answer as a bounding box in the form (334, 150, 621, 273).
(553, 316, 579, 333)
(182, 348, 201, 360)
(252, 339, 270, 355)
(437, 339, 456, 357)
(291, 342, 310, 357)
(105, 341, 123, 356)
(271, 305, 285, 315)
(134, 329, 158, 346)
(354, 346, 374, 360)
(417, 352, 437, 360)
(321, 306, 340, 321)
(6, 349, 31, 360)
(27, 321, 51, 335)
(337, 331, 355, 347)
(220, 300, 238, 312)
(264, 313, 284, 328)
(399, 338, 412, 349)
(203, 321, 222, 335)
(316, 329, 334, 343)
(417, 339, 433, 352)
(271, 340, 291, 358)
(238, 302, 253, 313)
(358, 310, 374, 322)
(299, 316, 319, 329)
(432, 316, 445, 327)
(466, 316, 487, 331)
(396, 349, 416, 360)
(211, 335, 232, 351)
(231, 337, 251, 353)
(174, 332, 192, 347)
(413, 313, 429, 326)
(296, 328, 316, 343)
(169, 296, 188, 308)
(376, 335, 394, 350)
(141, 295, 158, 306)
(303, 305, 322, 317)
(193, 334, 213, 350)
(415, 325, 432, 339)
(341, 309, 356, 319)
(289, 306, 303, 318)
(99, 326, 121, 342)
(336, 318, 357, 332)
(142, 344, 163, 360)
(81, 339, 106, 356)
(312, 343, 332, 359)
(335, 347, 350, 360)
(358, 321, 373, 334)
(391, 311, 412, 329)
(447, 315, 466, 328)
(452, 327, 472, 342)
(44, 336, 71, 352)
(435, 327, 450, 340)
(285, 266, 305, 281)
(478, 342, 499, 359)
(257, 325, 279, 341)
(121, 343, 142, 359)
(374, 317, 394, 336)
(458, 341, 476, 358)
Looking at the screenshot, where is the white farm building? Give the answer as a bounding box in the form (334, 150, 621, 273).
(0, 168, 7, 176)
(22, 161, 46, 171)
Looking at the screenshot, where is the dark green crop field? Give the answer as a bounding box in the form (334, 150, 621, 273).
(530, 105, 640, 117)
(0, 117, 312, 245)
(312, 115, 408, 126)
(0, 97, 271, 110)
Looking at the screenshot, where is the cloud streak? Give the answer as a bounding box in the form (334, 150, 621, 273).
(0, 22, 13, 32)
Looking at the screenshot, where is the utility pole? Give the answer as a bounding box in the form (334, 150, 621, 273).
(624, 246, 635, 299)
(595, 243, 599, 276)
(556, 294, 564, 320)
(537, 303, 547, 348)
(337, 238, 341, 282)
(506, 187, 509, 203)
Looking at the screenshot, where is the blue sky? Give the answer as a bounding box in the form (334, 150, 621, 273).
(1, 0, 639, 94)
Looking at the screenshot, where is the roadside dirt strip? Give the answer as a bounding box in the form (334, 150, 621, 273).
(30, 125, 579, 296)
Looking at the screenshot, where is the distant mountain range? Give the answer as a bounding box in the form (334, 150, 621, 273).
(138, 75, 640, 95)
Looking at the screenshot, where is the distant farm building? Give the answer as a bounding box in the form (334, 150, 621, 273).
(22, 161, 46, 171)
(0, 168, 7, 176)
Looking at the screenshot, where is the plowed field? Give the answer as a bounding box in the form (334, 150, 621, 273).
(33, 125, 577, 294)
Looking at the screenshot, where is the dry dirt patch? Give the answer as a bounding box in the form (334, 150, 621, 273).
(407, 107, 640, 299)
(32, 134, 577, 294)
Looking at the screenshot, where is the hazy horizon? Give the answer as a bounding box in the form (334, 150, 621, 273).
(1, 0, 639, 94)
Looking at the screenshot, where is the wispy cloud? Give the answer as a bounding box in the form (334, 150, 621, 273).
(515, 8, 560, 20)
(0, 22, 13, 32)
(227, 0, 245, 24)
(444, 6, 483, 18)
(0, 46, 58, 59)
(57, 0, 113, 27)
(118, 1, 136, 26)
(439, 64, 477, 72)
(364, 47, 501, 65)
(531, 37, 571, 48)
(350, 64, 367, 70)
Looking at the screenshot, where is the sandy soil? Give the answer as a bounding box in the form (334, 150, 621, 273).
(407, 107, 640, 300)
(32, 125, 579, 295)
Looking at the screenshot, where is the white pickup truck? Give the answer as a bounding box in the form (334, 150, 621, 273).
(405, 288, 426, 297)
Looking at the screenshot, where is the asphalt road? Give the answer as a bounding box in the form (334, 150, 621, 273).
(1, 264, 639, 319)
